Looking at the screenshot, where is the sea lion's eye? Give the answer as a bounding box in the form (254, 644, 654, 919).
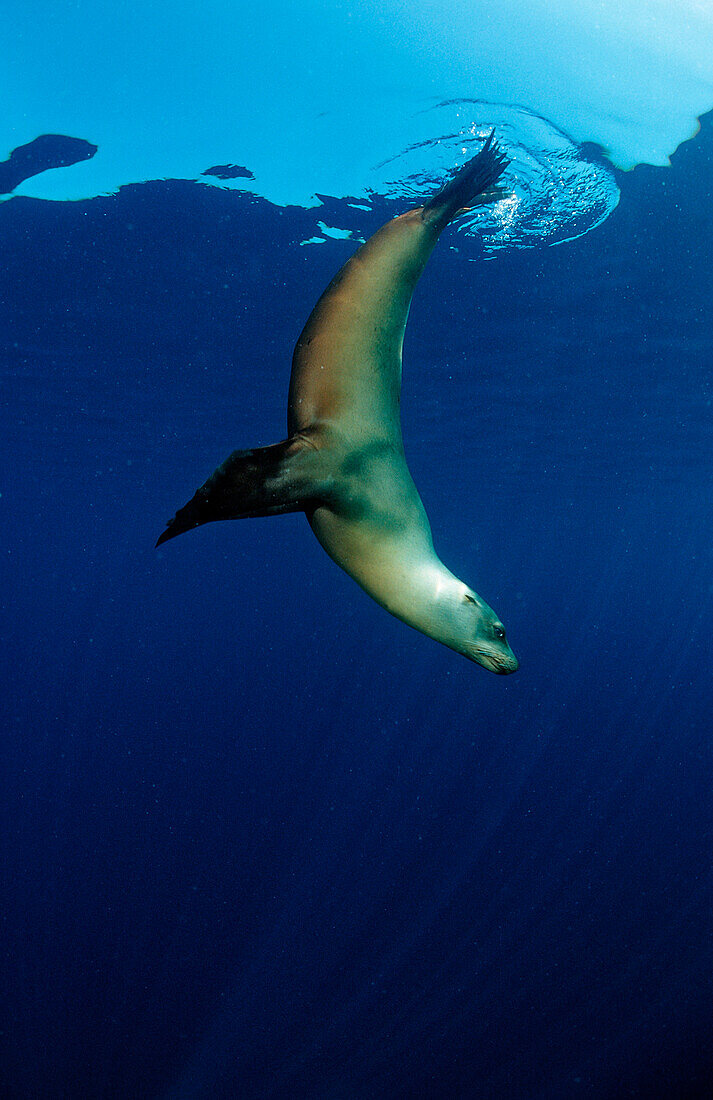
(493, 624, 506, 640)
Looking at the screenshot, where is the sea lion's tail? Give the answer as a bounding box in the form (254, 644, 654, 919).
(156, 435, 326, 546)
(422, 130, 510, 229)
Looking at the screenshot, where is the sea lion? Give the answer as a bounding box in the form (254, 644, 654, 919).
(157, 131, 518, 674)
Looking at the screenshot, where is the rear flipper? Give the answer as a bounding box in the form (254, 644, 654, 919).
(422, 130, 510, 230)
(156, 435, 327, 546)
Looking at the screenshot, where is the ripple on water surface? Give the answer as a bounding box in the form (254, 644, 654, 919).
(363, 100, 620, 255)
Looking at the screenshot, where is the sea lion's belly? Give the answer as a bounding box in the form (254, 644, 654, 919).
(308, 435, 435, 601)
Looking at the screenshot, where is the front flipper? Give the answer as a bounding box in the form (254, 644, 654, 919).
(156, 435, 328, 546)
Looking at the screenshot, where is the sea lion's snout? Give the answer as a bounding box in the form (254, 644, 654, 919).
(495, 652, 519, 674)
(463, 606, 519, 674)
(472, 645, 519, 674)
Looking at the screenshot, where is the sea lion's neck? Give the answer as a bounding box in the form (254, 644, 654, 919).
(369, 551, 466, 644)
(312, 505, 466, 648)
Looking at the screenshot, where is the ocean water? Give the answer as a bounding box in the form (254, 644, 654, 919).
(2, 51, 713, 1100)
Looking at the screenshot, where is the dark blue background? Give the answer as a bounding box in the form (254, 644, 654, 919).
(2, 115, 712, 1098)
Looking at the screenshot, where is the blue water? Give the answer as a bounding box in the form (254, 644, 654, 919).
(2, 113, 712, 1098)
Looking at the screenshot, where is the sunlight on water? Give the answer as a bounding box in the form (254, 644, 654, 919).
(4, 0, 710, 215)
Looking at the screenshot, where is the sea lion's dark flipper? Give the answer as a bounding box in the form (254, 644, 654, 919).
(422, 130, 510, 229)
(156, 435, 327, 546)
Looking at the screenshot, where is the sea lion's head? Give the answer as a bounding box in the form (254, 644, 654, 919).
(441, 584, 519, 674)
